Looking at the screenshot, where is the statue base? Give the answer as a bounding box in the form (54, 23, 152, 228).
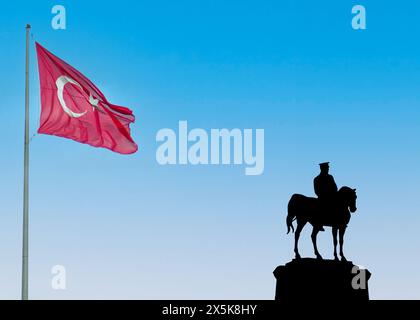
(273, 258, 371, 300)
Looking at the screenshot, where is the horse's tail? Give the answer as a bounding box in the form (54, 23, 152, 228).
(286, 195, 297, 234)
(286, 214, 295, 234)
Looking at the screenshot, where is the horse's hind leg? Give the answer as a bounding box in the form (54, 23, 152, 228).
(294, 220, 306, 260)
(311, 227, 323, 260)
(332, 227, 339, 261)
(339, 226, 347, 261)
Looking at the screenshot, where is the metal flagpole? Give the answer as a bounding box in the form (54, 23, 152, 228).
(22, 23, 31, 300)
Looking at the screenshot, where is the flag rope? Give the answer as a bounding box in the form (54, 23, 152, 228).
(29, 31, 39, 143)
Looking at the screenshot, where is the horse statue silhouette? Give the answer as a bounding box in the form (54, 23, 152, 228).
(286, 186, 357, 261)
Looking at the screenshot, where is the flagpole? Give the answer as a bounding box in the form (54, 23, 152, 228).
(22, 23, 31, 300)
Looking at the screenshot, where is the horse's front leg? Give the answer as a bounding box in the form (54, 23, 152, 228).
(311, 227, 323, 260)
(332, 227, 338, 261)
(339, 226, 347, 261)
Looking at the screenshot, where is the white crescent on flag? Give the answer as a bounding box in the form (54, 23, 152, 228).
(55, 75, 88, 118)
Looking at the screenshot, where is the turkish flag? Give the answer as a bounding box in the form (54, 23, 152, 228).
(35, 43, 138, 154)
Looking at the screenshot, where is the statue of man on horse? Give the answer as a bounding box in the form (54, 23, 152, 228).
(286, 162, 358, 261)
(313, 162, 338, 232)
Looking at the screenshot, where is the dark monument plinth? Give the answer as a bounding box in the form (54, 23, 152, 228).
(273, 258, 371, 300)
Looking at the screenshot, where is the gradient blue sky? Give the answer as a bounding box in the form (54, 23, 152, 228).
(0, 0, 419, 299)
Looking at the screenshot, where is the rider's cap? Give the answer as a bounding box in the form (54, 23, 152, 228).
(319, 162, 330, 168)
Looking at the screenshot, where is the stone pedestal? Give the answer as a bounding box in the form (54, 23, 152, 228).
(273, 258, 371, 300)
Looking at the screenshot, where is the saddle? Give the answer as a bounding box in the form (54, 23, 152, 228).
(315, 197, 339, 227)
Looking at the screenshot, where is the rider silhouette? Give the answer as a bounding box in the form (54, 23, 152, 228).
(313, 162, 338, 231)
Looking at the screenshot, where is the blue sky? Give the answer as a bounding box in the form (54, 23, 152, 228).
(0, 0, 419, 299)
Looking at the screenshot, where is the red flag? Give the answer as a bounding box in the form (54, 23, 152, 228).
(35, 43, 138, 154)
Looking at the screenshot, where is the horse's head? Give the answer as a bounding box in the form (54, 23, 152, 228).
(339, 186, 357, 213)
